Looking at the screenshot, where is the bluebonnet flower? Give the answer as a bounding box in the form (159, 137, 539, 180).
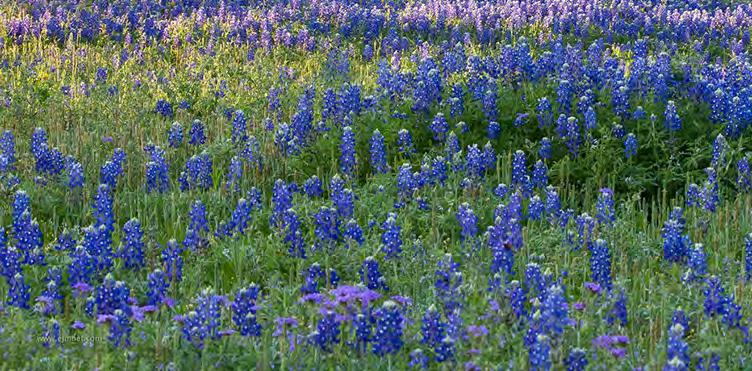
(596, 188, 615, 225)
(218, 195, 259, 238)
(465, 144, 485, 179)
(313, 206, 341, 249)
(31, 127, 65, 177)
(537, 97, 553, 128)
(565, 117, 581, 157)
(703, 276, 731, 319)
(671, 309, 689, 335)
(686, 184, 702, 208)
(92, 184, 114, 237)
(232, 284, 261, 337)
(360, 256, 389, 291)
(168, 122, 183, 148)
(711, 134, 726, 168)
(271, 179, 294, 228)
(380, 213, 402, 258)
(370, 130, 389, 174)
(624, 133, 638, 158)
(7, 272, 30, 309)
(178, 152, 213, 191)
(532, 161, 548, 189)
(86, 275, 131, 317)
(65, 156, 85, 189)
(612, 84, 630, 119)
(696, 354, 721, 371)
(514, 113, 528, 128)
(435, 254, 463, 313)
(456, 203, 478, 243)
(606, 289, 628, 327)
(36, 268, 63, 315)
(487, 121, 501, 140)
(302, 176, 323, 198)
(488, 217, 515, 276)
(333, 187, 355, 221)
(503, 280, 527, 319)
(147, 269, 170, 306)
(557, 79, 573, 114)
(372, 300, 404, 356)
(633, 106, 646, 120)
(435, 336, 455, 363)
(340, 126, 357, 176)
(68, 246, 96, 287)
(397, 129, 414, 156)
(120, 218, 145, 270)
(283, 208, 306, 258)
(565, 348, 588, 371)
(313, 310, 341, 352)
(225, 156, 243, 193)
(353, 312, 372, 352)
(300, 263, 325, 294)
(539, 138, 552, 160)
(701, 168, 719, 212)
(738, 157, 751, 192)
(745, 233, 752, 281)
(572, 213, 596, 252)
(95, 67, 108, 84)
(13, 190, 45, 266)
(31, 127, 48, 159)
(664, 101, 682, 132)
(450, 84, 464, 118)
(483, 142, 497, 171)
(397, 163, 416, 200)
(590, 239, 612, 291)
(482, 83, 498, 122)
(545, 186, 561, 222)
(665, 319, 690, 371)
(538, 284, 570, 338)
(100, 148, 126, 189)
(181, 288, 224, 349)
(430, 113, 449, 142)
(189, 119, 206, 146)
(108, 309, 132, 348)
(145, 147, 170, 193)
(242, 136, 262, 171)
(183, 200, 209, 251)
(529, 334, 552, 371)
(512, 150, 528, 191)
(431, 156, 448, 186)
(162, 239, 183, 282)
(231, 109, 247, 144)
(682, 243, 708, 283)
(0, 130, 15, 169)
(409, 349, 430, 368)
(40, 319, 61, 348)
(155, 99, 174, 118)
(344, 219, 364, 249)
(421, 305, 446, 351)
(584, 106, 597, 131)
(662, 210, 690, 264)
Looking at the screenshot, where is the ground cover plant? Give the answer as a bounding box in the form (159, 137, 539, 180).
(1, 0, 752, 369)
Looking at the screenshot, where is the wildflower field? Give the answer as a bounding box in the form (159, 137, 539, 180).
(1, 0, 752, 369)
